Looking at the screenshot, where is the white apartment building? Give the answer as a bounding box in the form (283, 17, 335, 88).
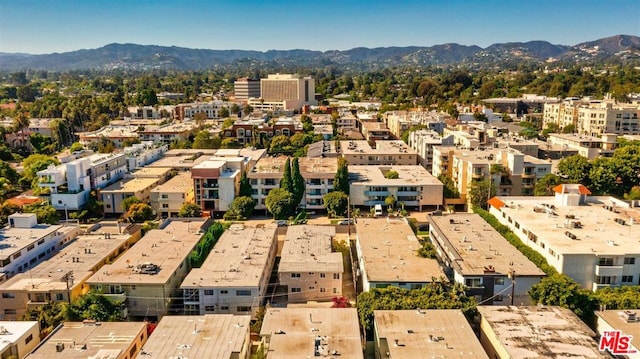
(181, 224, 277, 317)
(547, 133, 618, 160)
(340, 140, 418, 166)
(544, 98, 640, 136)
(278, 226, 343, 303)
(260, 74, 316, 109)
(489, 184, 640, 291)
(428, 213, 545, 305)
(150, 173, 194, 218)
(88, 152, 128, 190)
(408, 130, 454, 170)
(248, 156, 337, 210)
(37, 158, 91, 210)
(349, 165, 444, 211)
(182, 100, 231, 119)
(0, 214, 79, 283)
(123, 141, 168, 171)
(138, 122, 197, 144)
(78, 125, 139, 148)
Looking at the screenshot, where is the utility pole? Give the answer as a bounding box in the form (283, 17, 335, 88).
(508, 269, 516, 306)
(62, 271, 74, 304)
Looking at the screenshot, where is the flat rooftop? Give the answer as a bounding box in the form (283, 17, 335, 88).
(146, 155, 210, 170)
(494, 196, 640, 255)
(86, 219, 206, 285)
(355, 218, 445, 283)
(80, 126, 138, 139)
(0, 321, 38, 353)
(0, 232, 135, 293)
(142, 314, 250, 359)
(182, 225, 277, 288)
(260, 308, 363, 359)
(279, 225, 342, 273)
(374, 310, 489, 359)
(88, 152, 125, 165)
(0, 223, 73, 261)
(129, 166, 171, 178)
(140, 123, 196, 133)
(349, 165, 442, 186)
(163, 149, 219, 157)
(101, 177, 160, 193)
(151, 172, 193, 194)
(596, 310, 640, 351)
(428, 214, 545, 277)
(26, 321, 146, 359)
(341, 140, 416, 155)
(249, 156, 337, 178)
(478, 306, 603, 358)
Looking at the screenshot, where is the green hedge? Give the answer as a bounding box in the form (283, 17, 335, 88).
(473, 207, 558, 276)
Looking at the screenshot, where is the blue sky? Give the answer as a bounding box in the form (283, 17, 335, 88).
(1, 0, 639, 54)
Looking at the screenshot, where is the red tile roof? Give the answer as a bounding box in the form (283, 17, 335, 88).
(487, 197, 505, 209)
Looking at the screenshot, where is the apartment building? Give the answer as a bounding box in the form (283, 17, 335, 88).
(547, 133, 618, 160)
(226, 117, 302, 145)
(234, 77, 261, 100)
(260, 74, 316, 109)
(123, 141, 167, 171)
(127, 105, 160, 119)
(279, 225, 342, 303)
(86, 219, 209, 320)
(138, 123, 197, 144)
(143, 314, 251, 359)
(306, 140, 340, 159)
(340, 140, 418, 166)
(248, 156, 337, 210)
(407, 130, 454, 170)
(88, 152, 128, 190)
(27, 321, 147, 359)
(0, 214, 79, 283)
(374, 310, 488, 359)
(191, 158, 240, 215)
(0, 321, 40, 359)
(489, 184, 640, 291)
(428, 213, 545, 305)
(361, 122, 392, 142)
(78, 126, 139, 148)
(101, 177, 163, 214)
(543, 99, 581, 130)
(0, 225, 141, 320)
(478, 306, 603, 358)
(37, 158, 91, 210)
(181, 224, 277, 317)
(349, 165, 443, 210)
(544, 98, 640, 136)
(336, 113, 358, 131)
(150, 173, 194, 218)
(179, 100, 231, 119)
(260, 308, 363, 359)
(383, 110, 447, 139)
(596, 310, 640, 358)
(355, 218, 445, 291)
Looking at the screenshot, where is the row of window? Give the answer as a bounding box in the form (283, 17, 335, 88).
(201, 289, 250, 296)
(291, 287, 338, 294)
(290, 273, 340, 279)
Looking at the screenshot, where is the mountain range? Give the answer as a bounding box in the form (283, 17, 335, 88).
(1, 35, 639, 71)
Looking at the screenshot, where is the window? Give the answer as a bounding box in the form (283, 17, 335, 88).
(494, 278, 505, 285)
(309, 286, 315, 290)
(129, 344, 137, 358)
(598, 257, 614, 266)
(4, 309, 16, 315)
(220, 305, 229, 311)
(237, 306, 251, 312)
(320, 273, 326, 278)
(465, 278, 482, 288)
(13, 252, 21, 259)
(291, 288, 301, 293)
(161, 194, 168, 199)
(162, 204, 169, 208)
(308, 272, 315, 275)
(333, 273, 340, 280)
(37, 239, 45, 245)
(622, 276, 634, 283)
(624, 257, 636, 265)
(204, 290, 214, 296)
(236, 290, 251, 296)
(333, 288, 338, 293)
(320, 288, 326, 293)
(220, 290, 228, 295)
(56, 293, 63, 301)
(2, 293, 15, 299)
(596, 276, 614, 285)
(205, 305, 216, 312)
(291, 273, 301, 278)
(25, 334, 33, 344)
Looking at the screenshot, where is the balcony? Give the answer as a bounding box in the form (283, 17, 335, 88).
(103, 292, 127, 302)
(365, 191, 390, 196)
(396, 191, 419, 196)
(594, 265, 624, 277)
(364, 200, 384, 206)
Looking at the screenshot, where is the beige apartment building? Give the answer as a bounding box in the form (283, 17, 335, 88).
(349, 165, 444, 211)
(181, 224, 277, 317)
(355, 218, 445, 291)
(248, 156, 337, 210)
(101, 177, 162, 214)
(547, 133, 618, 160)
(278, 225, 343, 303)
(0, 224, 141, 320)
(191, 158, 242, 215)
(86, 219, 210, 320)
(340, 140, 418, 165)
(0, 321, 40, 359)
(260, 308, 363, 359)
(544, 98, 640, 136)
(374, 310, 488, 359)
(143, 314, 251, 359)
(26, 321, 148, 359)
(478, 306, 603, 358)
(150, 172, 195, 218)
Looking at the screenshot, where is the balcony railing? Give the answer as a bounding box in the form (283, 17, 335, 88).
(365, 191, 390, 196)
(103, 292, 127, 302)
(594, 265, 624, 277)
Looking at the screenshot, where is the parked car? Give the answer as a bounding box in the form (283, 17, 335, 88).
(338, 219, 354, 225)
(275, 220, 288, 227)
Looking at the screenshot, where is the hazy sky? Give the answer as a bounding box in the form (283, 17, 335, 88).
(1, 0, 639, 54)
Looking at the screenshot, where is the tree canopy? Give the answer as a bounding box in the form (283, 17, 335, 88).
(178, 202, 202, 218)
(334, 157, 349, 194)
(265, 188, 294, 219)
(323, 191, 348, 218)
